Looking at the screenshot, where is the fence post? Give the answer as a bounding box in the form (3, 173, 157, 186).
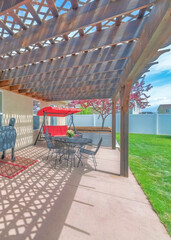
(156, 113, 159, 135)
(93, 114, 96, 127)
(112, 100, 116, 149)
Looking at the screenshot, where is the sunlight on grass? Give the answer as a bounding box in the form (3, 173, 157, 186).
(116, 133, 171, 236)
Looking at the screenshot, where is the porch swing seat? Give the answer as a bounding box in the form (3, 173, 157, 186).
(43, 125, 68, 137)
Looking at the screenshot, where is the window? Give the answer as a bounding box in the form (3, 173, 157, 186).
(33, 100, 40, 130)
(166, 109, 171, 113)
(0, 91, 3, 126)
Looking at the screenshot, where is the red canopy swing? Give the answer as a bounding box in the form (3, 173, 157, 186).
(34, 106, 82, 145)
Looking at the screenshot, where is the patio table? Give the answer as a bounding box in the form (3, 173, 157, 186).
(53, 136, 92, 145)
(52, 136, 92, 169)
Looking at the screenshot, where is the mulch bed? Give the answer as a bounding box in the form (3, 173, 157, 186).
(0, 155, 38, 179)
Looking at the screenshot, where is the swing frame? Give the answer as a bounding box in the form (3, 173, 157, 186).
(34, 107, 82, 145)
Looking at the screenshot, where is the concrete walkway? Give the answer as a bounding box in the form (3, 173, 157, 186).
(0, 143, 170, 240)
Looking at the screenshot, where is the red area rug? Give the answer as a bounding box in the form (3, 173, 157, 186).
(0, 156, 38, 179)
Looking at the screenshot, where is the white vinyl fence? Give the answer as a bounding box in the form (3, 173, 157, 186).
(67, 113, 171, 135)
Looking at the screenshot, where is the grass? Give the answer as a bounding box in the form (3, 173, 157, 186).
(116, 133, 171, 236)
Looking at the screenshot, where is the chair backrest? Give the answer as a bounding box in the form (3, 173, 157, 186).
(9, 118, 15, 127)
(45, 133, 54, 149)
(95, 137, 103, 154)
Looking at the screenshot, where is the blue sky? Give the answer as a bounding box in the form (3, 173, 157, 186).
(142, 47, 171, 112)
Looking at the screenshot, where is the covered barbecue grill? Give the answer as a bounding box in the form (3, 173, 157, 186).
(0, 118, 17, 162)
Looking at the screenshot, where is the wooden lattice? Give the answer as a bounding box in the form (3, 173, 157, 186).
(0, 0, 170, 101)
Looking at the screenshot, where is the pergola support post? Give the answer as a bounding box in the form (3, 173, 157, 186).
(120, 85, 131, 177)
(112, 99, 116, 149)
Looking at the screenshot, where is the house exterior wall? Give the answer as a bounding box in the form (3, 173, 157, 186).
(0, 90, 66, 150)
(2, 90, 34, 150)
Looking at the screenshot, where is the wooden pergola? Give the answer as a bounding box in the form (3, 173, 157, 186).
(0, 0, 171, 176)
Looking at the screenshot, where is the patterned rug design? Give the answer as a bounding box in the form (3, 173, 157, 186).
(0, 156, 38, 179)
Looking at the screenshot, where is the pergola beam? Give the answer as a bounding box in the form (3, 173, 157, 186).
(0, 20, 14, 35)
(43, 88, 115, 100)
(0, 0, 30, 16)
(0, 19, 142, 70)
(34, 77, 119, 90)
(46, 0, 58, 18)
(70, 0, 78, 9)
(0, 80, 12, 87)
(9, 10, 27, 30)
(3, 60, 125, 87)
(30, 78, 118, 92)
(14, 71, 121, 88)
(113, 0, 171, 98)
(0, 0, 154, 56)
(25, 2, 42, 24)
(0, 43, 134, 79)
(36, 84, 116, 97)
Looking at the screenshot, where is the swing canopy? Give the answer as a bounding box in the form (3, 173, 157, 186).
(37, 106, 82, 117)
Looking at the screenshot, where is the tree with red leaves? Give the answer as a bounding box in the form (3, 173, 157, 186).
(68, 78, 152, 128)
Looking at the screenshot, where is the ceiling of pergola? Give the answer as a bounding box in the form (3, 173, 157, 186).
(0, 0, 170, 101)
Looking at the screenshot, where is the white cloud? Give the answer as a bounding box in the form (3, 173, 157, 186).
(143, 46, 171, 111)
(148, 83, 171, 108)
(148, 48, 171, 74)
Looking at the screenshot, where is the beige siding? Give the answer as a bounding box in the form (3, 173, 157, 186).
(1, 90, 66, 150)
(2, 90, 34, 150)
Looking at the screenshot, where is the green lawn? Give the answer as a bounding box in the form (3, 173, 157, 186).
(116, 133, 171, 235)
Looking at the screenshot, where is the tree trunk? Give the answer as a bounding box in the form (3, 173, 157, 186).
(102, 117, 105, 129)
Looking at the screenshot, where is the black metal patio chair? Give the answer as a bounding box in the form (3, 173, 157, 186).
(77, 137, 102, 170)
(45, 133, 65, 167)
(59, 140, 77, 172)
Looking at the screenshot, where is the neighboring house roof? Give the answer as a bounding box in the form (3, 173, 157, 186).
(158, 104, 171, 111)
(158, 104, 171, 114)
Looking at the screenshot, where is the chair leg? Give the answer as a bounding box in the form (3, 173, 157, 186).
(47, 149, 51, 160)
(59, 152, 62, 164)
(77, 152, 82, 167)
(73, 155, 76, 167)
(2, 150, 5, 159)
(55, 157, 57, 169)
(11, 148, 15, 162)
(92, 155, 97, 171)
(70, 155, 73, 172)
(55, 152, 59, 168)
(66, 153, 69, 167)
(51, 149, 55, 158)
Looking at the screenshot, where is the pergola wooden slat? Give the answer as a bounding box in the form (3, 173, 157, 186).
(0, 0, 170, 177)
(0, 0, 30, 15)
(25, 2, 42, 25)
(1, 59, 126, 83)
(0, 0, 153, 56)
(46, 0, 59, 17)
(14, 71, 121, 91)
(1, 43, 134, 80)
(0, 43, 134, 79)
(0, 19, 142, 70)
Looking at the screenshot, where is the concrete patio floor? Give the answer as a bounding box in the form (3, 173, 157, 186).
(0, 142, 170, 240)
